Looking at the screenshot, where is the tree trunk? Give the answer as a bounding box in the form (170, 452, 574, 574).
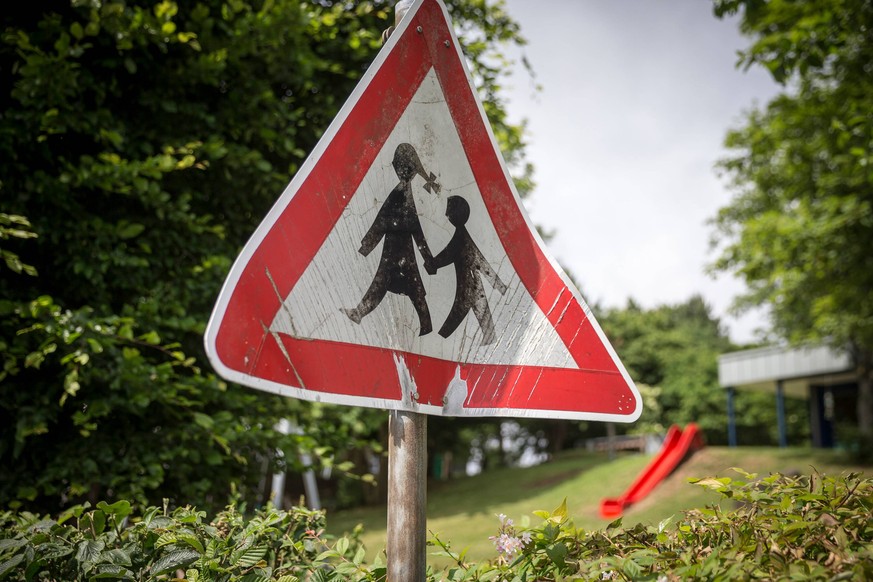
(850, 344, 873, 438)
(858, 367, 873, 439)
(547, 421, 569, 454)
(375, 420, 390, 504)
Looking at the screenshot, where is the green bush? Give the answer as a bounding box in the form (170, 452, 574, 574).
(1, 470, 870, 581)
(442, 470, 872, 581)
(0, 500, 332, 581)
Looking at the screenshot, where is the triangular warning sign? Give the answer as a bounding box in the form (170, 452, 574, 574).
(205, 0, 641, 422)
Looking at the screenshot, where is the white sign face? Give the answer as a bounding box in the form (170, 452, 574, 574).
(205, 0, 641, 422)
(270, 69, 575, 369)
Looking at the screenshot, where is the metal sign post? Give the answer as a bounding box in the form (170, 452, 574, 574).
(387, 410, 427, 580)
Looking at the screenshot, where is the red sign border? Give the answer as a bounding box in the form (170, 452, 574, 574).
(205, 0, 641, 422)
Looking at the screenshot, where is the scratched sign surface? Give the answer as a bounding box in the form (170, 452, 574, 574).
(204, 0, 642, 421)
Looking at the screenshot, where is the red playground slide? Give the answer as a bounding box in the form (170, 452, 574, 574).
(599, 423, 704, 519)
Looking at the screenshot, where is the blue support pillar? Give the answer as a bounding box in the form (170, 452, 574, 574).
(727, 386, 737, 447)
(776, 380, 787, 448)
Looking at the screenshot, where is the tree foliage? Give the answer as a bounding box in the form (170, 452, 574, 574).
(599, 296, 808, 445)
(600, 297, 732, 441)
(710, 0, 873, 435)
(0, 0, 532, 513)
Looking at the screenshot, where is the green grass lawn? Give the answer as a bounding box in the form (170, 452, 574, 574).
(326, 446, 868, 566)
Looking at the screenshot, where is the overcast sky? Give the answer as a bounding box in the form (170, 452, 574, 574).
(499, 0, 780, 343)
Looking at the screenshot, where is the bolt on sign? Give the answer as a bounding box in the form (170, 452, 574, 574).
(205, 0, 642, 423)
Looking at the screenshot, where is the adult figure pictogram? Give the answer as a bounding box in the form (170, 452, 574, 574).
(342, 143, 440, 335)
(430, 195, 508, 344)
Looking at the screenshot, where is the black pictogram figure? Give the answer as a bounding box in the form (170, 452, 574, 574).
(428, 196, 508, 344)
(342, 143, 440, 335)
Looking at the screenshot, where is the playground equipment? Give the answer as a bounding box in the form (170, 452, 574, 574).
(599, 423, 704, 519)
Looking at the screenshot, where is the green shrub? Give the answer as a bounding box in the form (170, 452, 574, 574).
(1, 470, 870, 581)
(433, 470, 872, 581)
(0, 500, 331, 581)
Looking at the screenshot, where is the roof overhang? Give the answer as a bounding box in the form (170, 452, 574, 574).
(718, 345, 855, 398)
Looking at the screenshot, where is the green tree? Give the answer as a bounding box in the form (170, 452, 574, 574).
(600, 297, 731, 442)
(600, 296, 809, 445)
(711, 0, 873, 438)
(0, 0, 531, 512)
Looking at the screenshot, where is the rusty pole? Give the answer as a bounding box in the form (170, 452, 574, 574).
(384, 3, 427, 579)
(387, 410, 427, 581)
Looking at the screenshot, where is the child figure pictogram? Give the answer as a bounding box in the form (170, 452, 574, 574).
(342, 143, 440, 335)
(428, 195, 507, 344)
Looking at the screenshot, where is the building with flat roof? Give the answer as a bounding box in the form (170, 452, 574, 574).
(718, 345, 858, 448)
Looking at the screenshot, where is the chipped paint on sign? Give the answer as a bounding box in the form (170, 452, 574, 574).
(441, 366, 468, 415)
(393, 352, 419, 408)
